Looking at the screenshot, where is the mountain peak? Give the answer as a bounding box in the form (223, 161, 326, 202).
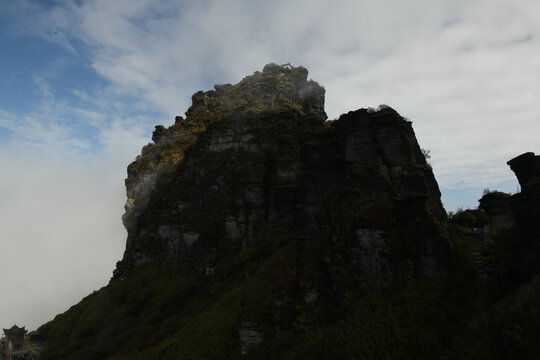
(123, 64, 326, 233)
(36, 65, 540, 360)
(186, 63, 326, 120)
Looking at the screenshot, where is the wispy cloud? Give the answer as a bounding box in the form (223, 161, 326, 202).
(0, 0, 78, 52)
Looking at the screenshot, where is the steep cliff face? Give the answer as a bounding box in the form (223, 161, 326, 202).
(115, 64, 450, 288)
(121, 63, 326, 234)
(476, 152, 540, 292)
(39, 65, 460, 360)
(507, 152, 540, 244)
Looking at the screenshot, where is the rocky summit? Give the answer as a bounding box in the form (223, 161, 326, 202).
(37, 64, 540, 359)
(116, 63, 450, 286)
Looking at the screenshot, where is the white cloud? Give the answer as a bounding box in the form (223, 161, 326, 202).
(0, 150, 123, 329)
(0, 75, 153, 331)
(0, 111, 151, 330)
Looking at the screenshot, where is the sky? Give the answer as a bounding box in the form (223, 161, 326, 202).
(0, 0, 538, 330)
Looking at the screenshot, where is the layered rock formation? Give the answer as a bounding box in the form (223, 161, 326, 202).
(121, 63, 325, 233)
(115, 64, 450, 287)
(39, 64, 458, 359)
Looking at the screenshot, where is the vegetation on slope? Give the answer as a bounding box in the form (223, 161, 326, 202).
(39, 225, 482, 360)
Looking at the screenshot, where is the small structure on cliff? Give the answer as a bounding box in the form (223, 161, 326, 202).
(3, 325, 26, 354)
(1, 325, 43, 360)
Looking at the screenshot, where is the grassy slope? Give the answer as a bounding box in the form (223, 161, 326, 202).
(38, 226, 484, 360)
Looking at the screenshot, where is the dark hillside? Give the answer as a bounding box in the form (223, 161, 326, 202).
(37, 65, 539, 359)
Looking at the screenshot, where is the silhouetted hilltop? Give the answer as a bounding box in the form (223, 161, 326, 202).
(37, 65, 540, 359)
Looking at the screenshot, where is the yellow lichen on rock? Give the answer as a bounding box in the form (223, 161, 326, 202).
(122, 64, 326, 230)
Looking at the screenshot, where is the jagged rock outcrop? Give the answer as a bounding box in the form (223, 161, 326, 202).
(482, 152, 540, 287)
(476, 154, 540, 359)
(507, 152, 540, 243)
(115, 64, 450, 288)
(39, 64, 457, 360)
(121, 63, 326, 232)
(478, 191, 515, 237)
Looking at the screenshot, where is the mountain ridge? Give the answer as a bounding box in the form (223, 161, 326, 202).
(37, 64, 539, 359)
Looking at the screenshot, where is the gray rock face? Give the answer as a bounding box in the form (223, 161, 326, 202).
(260, 63, 326, 118)
(114, 66, 450, 291)
(350, 228, 393, 290)
(334, 108, 450, 280)
(207, 124, 257, 152)
(238, 321, 264, 355)
(121, 64, 327, 236)
(304, 290, 319, 304)
(123, 171, 157, 230)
